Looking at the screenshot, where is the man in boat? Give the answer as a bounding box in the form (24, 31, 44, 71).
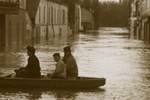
(63, 46, 78, 79)
(47, 53, 66, 79)
(15, 46, 41, 78)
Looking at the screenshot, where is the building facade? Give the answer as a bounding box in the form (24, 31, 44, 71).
(0, 0, 22, 46)
(81, 8, 95, 32)
(26, 0, 69, 44)
(0, 0, 33, 46)
(61, 0, 81, 34)
(0, 0, 69, 46)
(140, 0, 150, 42)
(130, 0, 150, 43)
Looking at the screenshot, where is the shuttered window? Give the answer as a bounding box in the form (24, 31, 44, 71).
(17, 22, 19, 44)
(8, 21, 12, 45)
(51, 7, 53, 24)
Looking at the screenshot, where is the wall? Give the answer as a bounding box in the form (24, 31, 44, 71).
(60, 4, 69, 37)
(34, 0, 69, 42)
(5, 9, 26, 45)
(139, 0, 150, 42)
(0, 0, 28, 46)
(81, 8, 95, 30)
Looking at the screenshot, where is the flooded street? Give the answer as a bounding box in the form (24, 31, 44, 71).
(0, 28, 150, 100)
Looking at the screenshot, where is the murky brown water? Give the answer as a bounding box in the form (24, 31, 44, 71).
(0, 27, 150, 100)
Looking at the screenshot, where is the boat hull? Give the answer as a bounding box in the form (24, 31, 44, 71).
(0, 77, 106, 88)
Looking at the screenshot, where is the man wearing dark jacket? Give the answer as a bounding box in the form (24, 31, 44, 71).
(63, 46, 78, 79)
(15, 46, 41, 78)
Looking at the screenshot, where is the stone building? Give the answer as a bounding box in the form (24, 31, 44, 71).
(26, 0, 69, 43)
(129, 0, 136, 37)
(0, 0, 69, 46)
(81, 8, 95, 32)
(140, 0, 150, 42)
(0, 0, 29, 46)
(130, 0, 150, 43)
(61, 0, 82, 34)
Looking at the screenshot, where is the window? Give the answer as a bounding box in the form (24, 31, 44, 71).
(54, 8, 56, 24)
(54, 8, 55, 24)
(51, 7, 53, 24)
(44, 6, 45, 22)
(56, 8, 57, 24)
(60, 10, 61, 24)
(57, 9, 60, 24)
(22, 22, 24, 44)
(17, 22, 19, 44)
(63, 10, 65, 24)
(8, 21, 12, 45)
(78, 9, 80, 19)
(49, 7, 51, 24)
(39, 7, 40, 23)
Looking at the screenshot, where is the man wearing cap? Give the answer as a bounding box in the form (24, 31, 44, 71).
(15, 45, 41, 78)
(63, 46, 78, 79)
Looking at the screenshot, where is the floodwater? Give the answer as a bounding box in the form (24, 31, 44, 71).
(0, 27, 150, 100)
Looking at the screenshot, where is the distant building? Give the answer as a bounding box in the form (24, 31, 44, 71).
(61, 0, 82, 34)
(139, 0, 150, 42)
(75, 2, 82, 34)
(81, 8, 95, 32)
(129, 0, 150, 43)
(26, 0, 69, 43)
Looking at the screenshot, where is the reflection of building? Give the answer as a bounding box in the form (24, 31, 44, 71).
(129, 0, 136, 37)
(130, 0, 150, 43)
(26, 0, 69, 44)
(0, 0, 27, 46)
(81, 8, 95, 32)
(61, 0, 81, 34)
(75, 2, 82, 34)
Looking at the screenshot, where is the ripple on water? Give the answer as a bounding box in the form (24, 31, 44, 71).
(0, 28, 150, 99)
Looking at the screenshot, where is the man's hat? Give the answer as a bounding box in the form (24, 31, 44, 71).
(53, 53, 60, 57)
(63, 46, 71, 52)
(26, 45, 35, 54)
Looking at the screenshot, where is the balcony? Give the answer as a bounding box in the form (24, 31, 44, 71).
(0, 0, 19, 15)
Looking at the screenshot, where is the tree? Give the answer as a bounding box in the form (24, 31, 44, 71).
(81, 0, 92, 11)
(81, 0, 100, 29)
(98, 1, 129, 27)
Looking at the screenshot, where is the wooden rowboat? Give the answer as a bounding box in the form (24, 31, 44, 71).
(0, 75, 106, 88)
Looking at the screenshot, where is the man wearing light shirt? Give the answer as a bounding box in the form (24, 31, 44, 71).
(48, 53, 66, 79)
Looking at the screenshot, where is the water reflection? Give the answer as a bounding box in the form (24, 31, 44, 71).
(0, 87, 105, 100)
(0, 27, 150, 99)
(0, 88, 42, 100)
